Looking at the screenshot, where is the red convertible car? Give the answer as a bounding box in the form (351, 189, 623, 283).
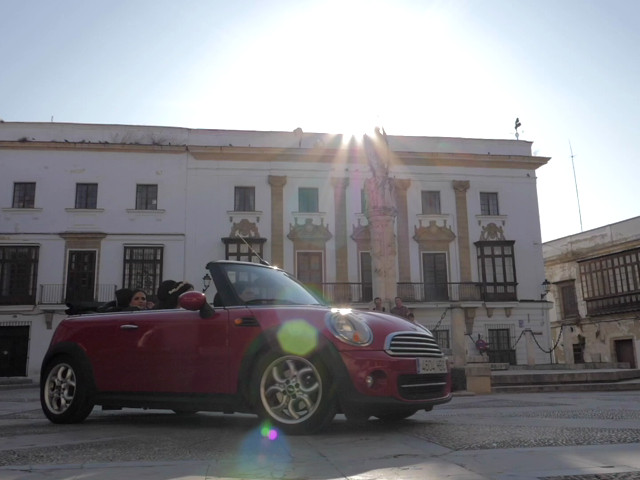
(41, 260, 451, 434)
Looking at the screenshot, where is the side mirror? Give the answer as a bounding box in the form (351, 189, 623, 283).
(179, 291, 207, 311)
(178, 291, 215, 318)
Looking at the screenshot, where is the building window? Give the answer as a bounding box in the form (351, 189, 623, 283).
(488, 327, 516, 365)
(75, 183, 98, 209)
(579, 247, 640, 315)
(0, 246, 39, 305)
(223, 238, 265, 263)
(234, 186, 255, 212)
(421, 191, 441, 214)
(297, 251, 323, 297)
(360, 251, 373, 302)
(298, 188, 319, 213)
(433, 329, 450, 350)
(558, 281, 579, 319)
(360, 189, 366, 214)
(423, 252, 449, 301)
(12, 182, 36, 208)
(66, 250, 97, 303)
(480, 192, 499, 215)
(123, 246, 163, 294)
(476, 241, 517, 301)
(135, 184, 158, 210)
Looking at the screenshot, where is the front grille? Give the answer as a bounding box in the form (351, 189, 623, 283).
(398, 373, 448, 400)
(385, 332, 443, 357)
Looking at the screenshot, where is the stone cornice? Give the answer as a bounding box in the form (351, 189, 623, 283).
(2, 141, 550, 170)
(0, 141, 185, 154)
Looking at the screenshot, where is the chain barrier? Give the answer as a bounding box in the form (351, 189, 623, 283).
(429, 307, 450, 332)
(463, 327, 563, 355)
(429, 307, 565, 355)
(529, 327, 564, 354)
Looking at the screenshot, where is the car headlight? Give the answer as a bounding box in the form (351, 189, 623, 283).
(327, 309, 373, 346)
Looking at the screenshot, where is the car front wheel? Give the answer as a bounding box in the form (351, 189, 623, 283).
(252, 352, 337, 435)
(41, 355, 94, 424)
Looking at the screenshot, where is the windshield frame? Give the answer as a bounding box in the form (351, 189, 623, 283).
(207, 261, 326, 307)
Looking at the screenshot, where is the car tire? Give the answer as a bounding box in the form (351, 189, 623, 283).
(373, 408, 418, 422)
(41, 355, 95, 424)
(252, 351, 337, 435)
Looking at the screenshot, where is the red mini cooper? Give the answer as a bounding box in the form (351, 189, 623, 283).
(41, 260, 451, 434)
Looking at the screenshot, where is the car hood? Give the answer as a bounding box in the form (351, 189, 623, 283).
(246, 305, 431, 351)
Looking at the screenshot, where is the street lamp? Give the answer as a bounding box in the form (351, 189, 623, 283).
(540, 279, 551, 299)
(202, 273, 212, 293)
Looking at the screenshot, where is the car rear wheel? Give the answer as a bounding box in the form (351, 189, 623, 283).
(41, 355, 94, 424)
(252, 352, 337, 435)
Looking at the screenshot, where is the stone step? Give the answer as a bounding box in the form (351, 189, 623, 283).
(492, 379, 640, 393)
(491, 368, 640, 386)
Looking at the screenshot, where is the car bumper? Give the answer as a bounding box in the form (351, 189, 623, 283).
(334, 349, 452, 413)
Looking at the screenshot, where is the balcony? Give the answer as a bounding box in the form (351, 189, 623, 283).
(320, 283, 372, 304)
(38, 284, 117, 305)
(317, 282, 518, 304)
(397, 283, 483, 302)
(585, 291, 640, 316)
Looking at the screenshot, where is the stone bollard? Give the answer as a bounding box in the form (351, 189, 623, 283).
(464, 363, 492, 394)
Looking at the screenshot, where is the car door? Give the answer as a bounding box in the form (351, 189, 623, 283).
(90, 308, 230, 394)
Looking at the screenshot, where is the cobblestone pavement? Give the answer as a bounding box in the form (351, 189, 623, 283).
(0, 387, 639, 479)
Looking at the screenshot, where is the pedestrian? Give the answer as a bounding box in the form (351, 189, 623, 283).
(372, 296, 386, 312)
(407, 312, 417, 323)
(390, 296, 410, 319)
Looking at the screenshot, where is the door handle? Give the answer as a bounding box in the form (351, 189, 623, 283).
(120, 324, 139, 330)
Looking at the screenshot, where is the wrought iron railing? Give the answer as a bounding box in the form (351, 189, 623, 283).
(318, 282, 518, 304)
(397, 282, 485, 302)
(320, 283, 373, 304)
(38, 284, 117, 305)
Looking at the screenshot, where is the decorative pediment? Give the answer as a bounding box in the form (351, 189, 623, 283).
(413, 220, 456, 250)
(288, 218, 332, 243)
(479, 222, 505, 241)
(229, 219, 261, 238)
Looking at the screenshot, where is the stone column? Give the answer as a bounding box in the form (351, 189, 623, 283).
(452, 180, 472, 370)
(268, 175, 287, 267)
(562, 325, 575, 365)
(394, 179, 411, 282)
(452, 180, 472, 282)
(331, 177, 349, 282)
(525, 330, 536, 366)
(367, 208, 397, 307)
(451, 307, 467, 368)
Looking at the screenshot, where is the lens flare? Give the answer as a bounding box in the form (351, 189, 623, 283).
(276, 319, 318, 356)
(260, 424, 278, 440)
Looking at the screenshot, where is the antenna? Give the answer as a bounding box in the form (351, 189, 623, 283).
(235, 233, 270, 266)
(569, 140, 583, 232)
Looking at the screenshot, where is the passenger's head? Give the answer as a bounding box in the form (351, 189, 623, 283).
(129, 289, 148, 309)
(115, 288, 133, 309)
(157, 280, 194, 309)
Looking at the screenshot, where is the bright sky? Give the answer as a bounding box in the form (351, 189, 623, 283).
(2, 0, 638, 242)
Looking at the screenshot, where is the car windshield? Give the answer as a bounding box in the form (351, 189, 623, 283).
(219, 263, 324, 306)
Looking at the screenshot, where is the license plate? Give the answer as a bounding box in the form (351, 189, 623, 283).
(416, 357, 447, 374)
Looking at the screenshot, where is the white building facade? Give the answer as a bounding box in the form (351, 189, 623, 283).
(1, 122, 552, 379)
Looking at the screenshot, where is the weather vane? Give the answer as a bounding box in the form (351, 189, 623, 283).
(514, 118, 521, 140)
